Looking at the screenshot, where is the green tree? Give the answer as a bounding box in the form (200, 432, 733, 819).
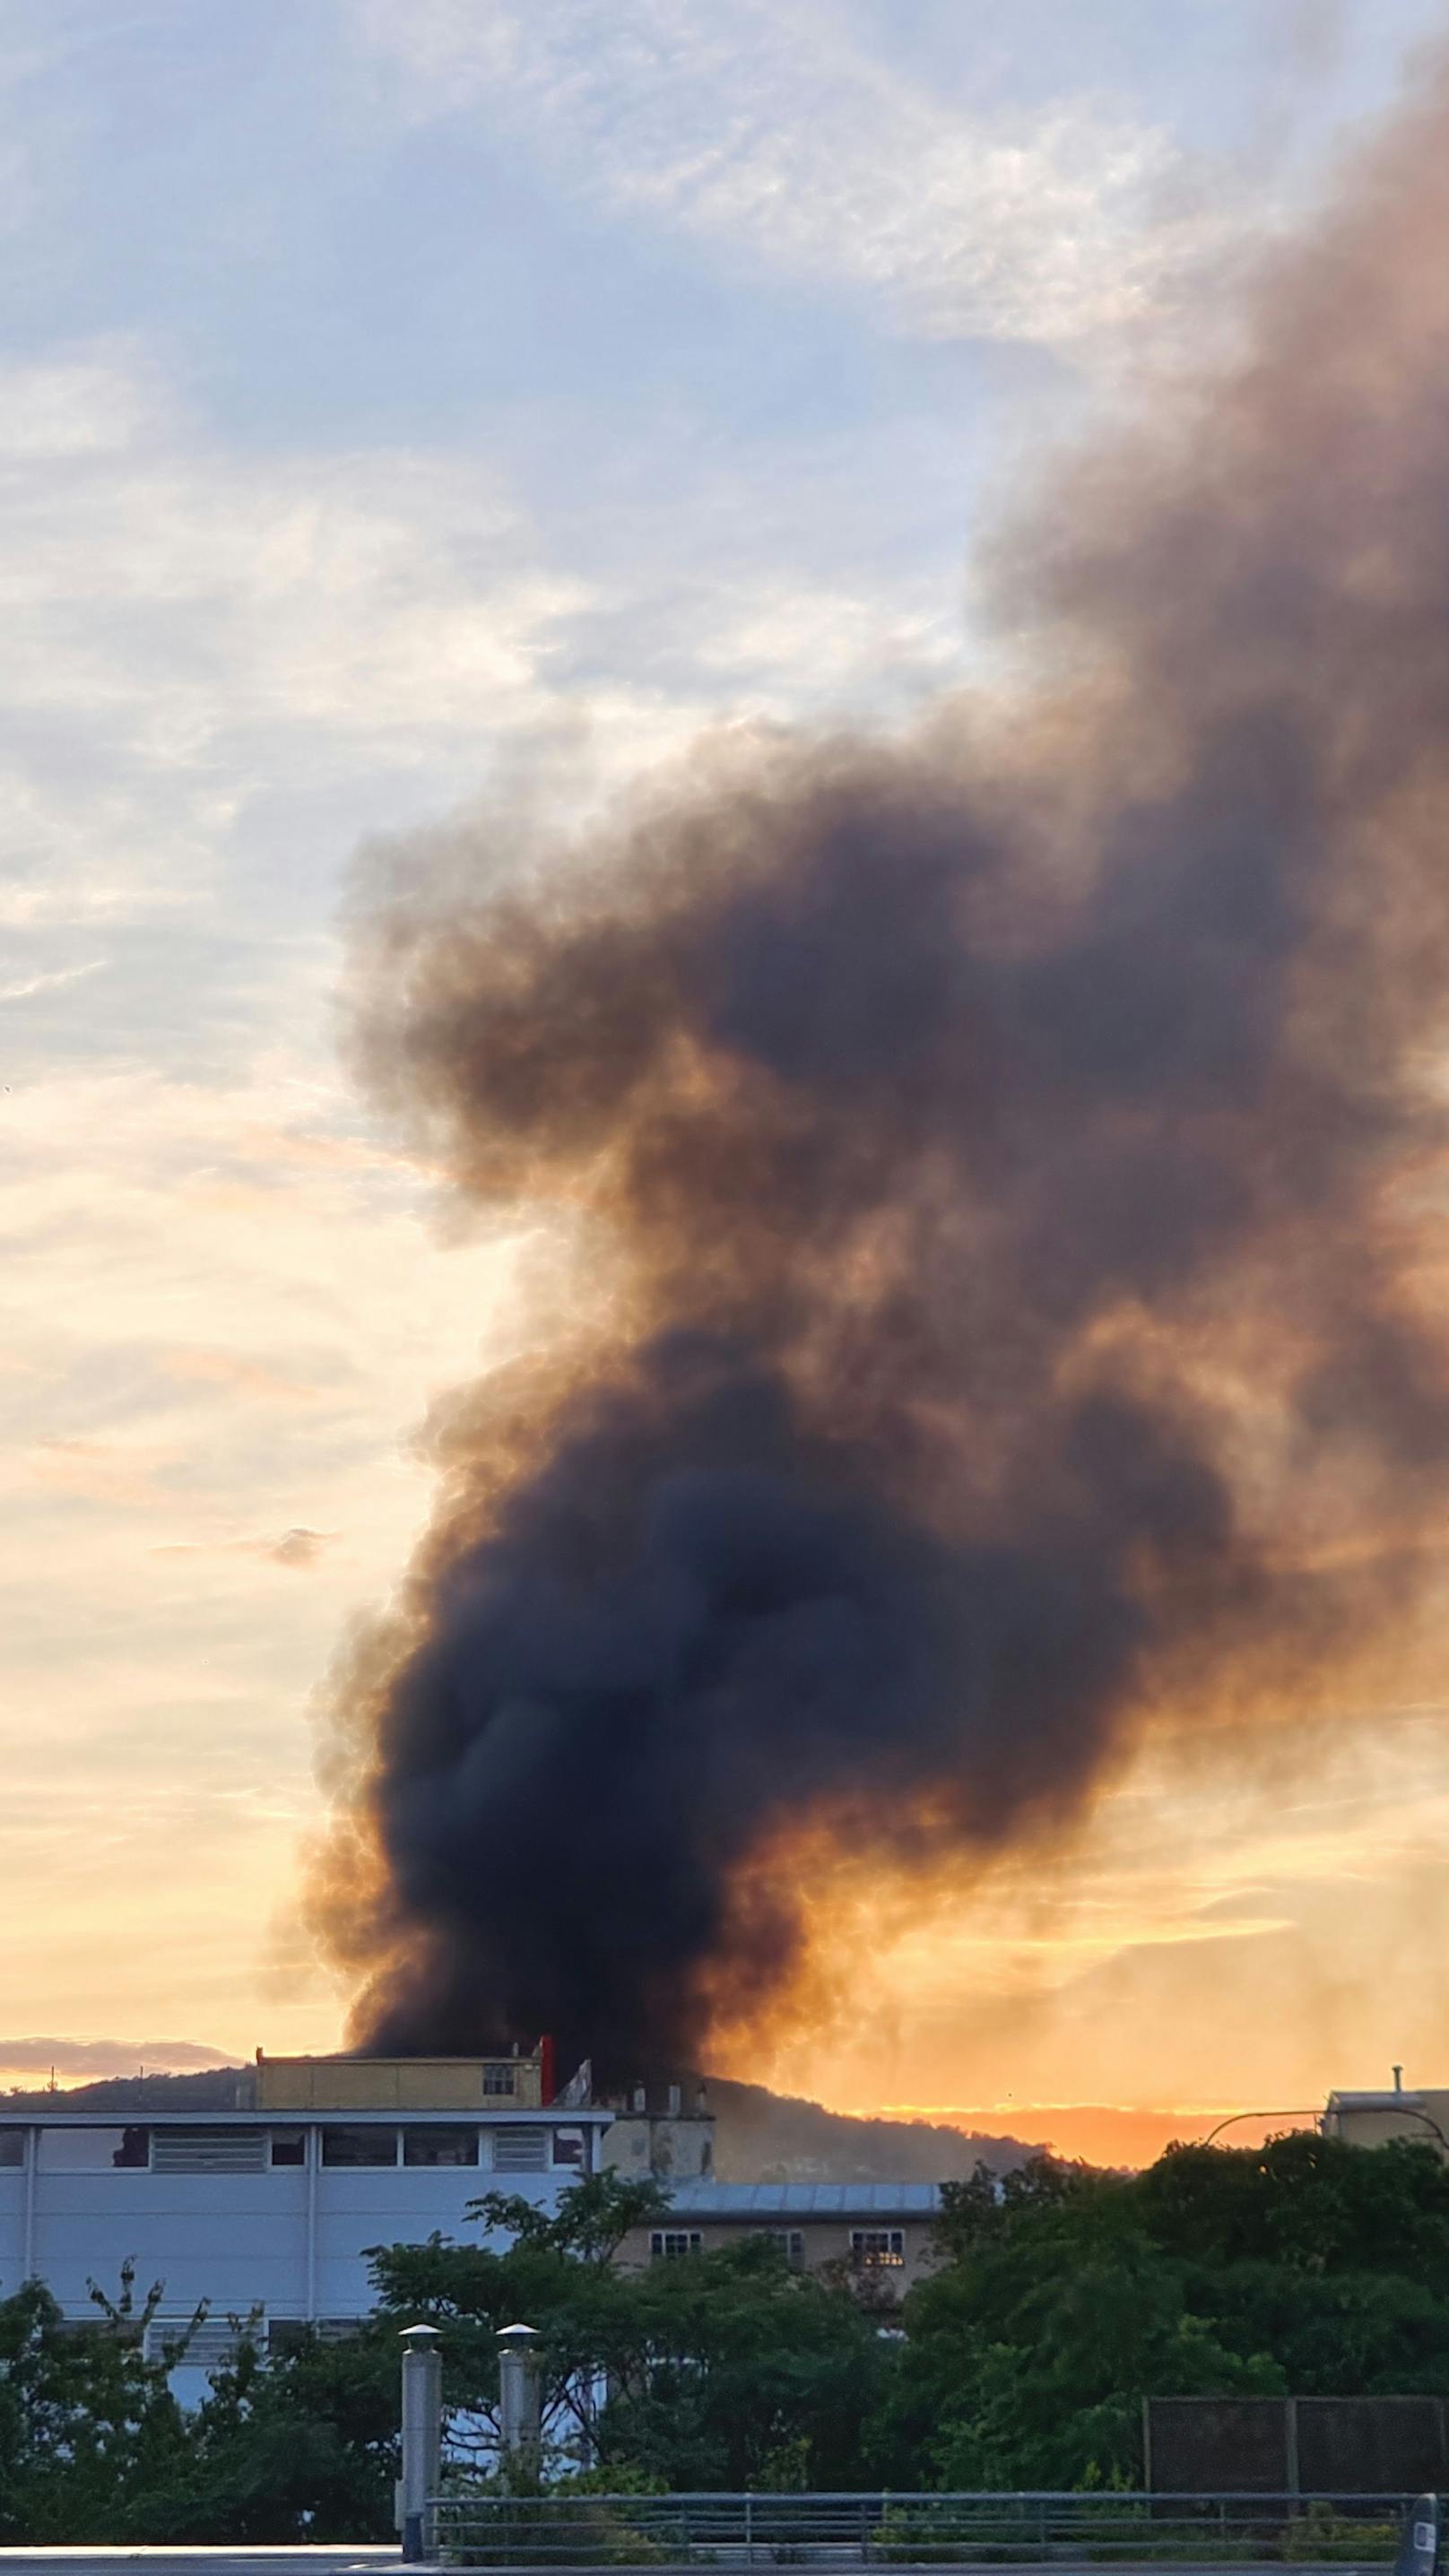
(367, 2169, 892, 2487)
(875, 2135, 1449, 2490)
(0, 2269, 194, 2542)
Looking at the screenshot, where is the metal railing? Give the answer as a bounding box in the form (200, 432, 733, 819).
(426, 2487, 1420, 2568)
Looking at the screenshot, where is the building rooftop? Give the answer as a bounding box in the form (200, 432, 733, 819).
(658, 2181, 944, 2216)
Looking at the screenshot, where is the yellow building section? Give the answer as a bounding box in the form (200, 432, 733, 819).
(256, 2052, 543, 2111)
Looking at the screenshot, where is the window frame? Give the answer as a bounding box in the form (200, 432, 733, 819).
(650, 2229, 704, 2260)
(849, 2226, 906, 2267)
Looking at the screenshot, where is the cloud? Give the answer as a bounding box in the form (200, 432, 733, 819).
(152, 1525, 337, 1568)
(0, 344, 603, 948)
(0, 2034, 235, 2078)
(356, 0, 1231, 348)
(0, 338, 969, 968)
(0, 957, 104, 1002)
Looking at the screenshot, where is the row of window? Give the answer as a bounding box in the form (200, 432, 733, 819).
(650, 2227, 907, 2267)
(0, 2125, 588, 2174)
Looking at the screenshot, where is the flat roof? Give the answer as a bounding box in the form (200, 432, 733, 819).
(1325, 2091, 1429, 2108)
(658, 2181, 944, 2217)
(0, 2105, 613, 2127)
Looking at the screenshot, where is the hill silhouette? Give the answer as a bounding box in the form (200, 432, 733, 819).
(4, 2062, 1036, 2178)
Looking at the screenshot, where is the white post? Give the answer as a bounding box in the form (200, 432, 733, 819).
(497, 2320, 542, 2475)
(399, 2322, 442, 2562)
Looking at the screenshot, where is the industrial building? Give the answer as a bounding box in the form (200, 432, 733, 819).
(0, 2049, 941, 2396)
(0, 2047, 612, 2396)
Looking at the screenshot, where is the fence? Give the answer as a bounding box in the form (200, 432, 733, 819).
(1147, 2402, 1449, 2499)
(425, 2488, 1419, 2568)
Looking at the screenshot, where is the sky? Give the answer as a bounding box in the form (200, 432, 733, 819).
(4, 0, 1449, 2167)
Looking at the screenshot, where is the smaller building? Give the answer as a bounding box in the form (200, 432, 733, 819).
(618, 2181, 942, 2292)
(256, 2045, 549, 2113)
(1323, 2073, 1449, 2156)
(601, 2077, 716, 2184)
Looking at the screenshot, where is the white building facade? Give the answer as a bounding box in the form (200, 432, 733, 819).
(0, 2102, 615, 2384)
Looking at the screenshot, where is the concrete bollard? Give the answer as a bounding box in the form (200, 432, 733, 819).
(496, 2320, 542, 2474)
(399, 2322, 443, 2563)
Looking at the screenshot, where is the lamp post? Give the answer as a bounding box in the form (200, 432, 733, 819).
(399, 2323, 442, 2563)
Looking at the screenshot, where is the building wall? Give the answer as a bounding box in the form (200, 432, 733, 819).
(616, 2213, 938, 2291)
(0, 2112, 607, 2349)
(1323, 2091, 1449, 2155)
(256, 2054, 544, 2112)
(603, 2113, 715, 2182)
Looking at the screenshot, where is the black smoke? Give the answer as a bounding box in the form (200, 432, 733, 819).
(312, 65, 1449, 2076)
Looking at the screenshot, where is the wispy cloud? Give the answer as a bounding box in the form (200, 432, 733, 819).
(357, 0, 1231, 348)
(0, 2034, 234, 2078)
(0, 956, 104, 1002)
(152, 1525, 337, 1569)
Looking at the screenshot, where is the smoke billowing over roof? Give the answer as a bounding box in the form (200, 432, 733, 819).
(310, 65, 1449, 2078)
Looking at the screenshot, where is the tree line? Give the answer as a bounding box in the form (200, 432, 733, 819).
(6, 2132, 1449, 2540)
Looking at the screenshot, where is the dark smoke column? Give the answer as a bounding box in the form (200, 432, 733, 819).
(311, 66, 1449, 2077)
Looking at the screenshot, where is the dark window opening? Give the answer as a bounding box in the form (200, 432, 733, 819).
(270, 2129, 307, 2167)
(403, 2126, 479, 2166)
(321, 2126, 399, 2167)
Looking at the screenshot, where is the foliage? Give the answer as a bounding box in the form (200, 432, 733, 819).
(7, 2138, 1449, 2536)
(0, 2268, 192, 2542)
(369, 2171, 891, 2487)
(871, 2135, 1449, 2489)
(0, 2272, 396, 2544)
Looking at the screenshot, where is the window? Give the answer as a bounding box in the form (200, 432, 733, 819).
(768, 2230, 806, 2268)
(270, 2316, 364, 2355)
(151, 2129, 266, 2174)
(320, 2126, 399, 2167)
(493, 2126, 547, 2173)
(850, 2229, 905, 2268)
(403, 2126, 479, 2167)
(651, 2231, 703, 2260)
(39, 2126, 149, 2171)
(0, 2131, 23, 2169)
(551, 2127, 586, 2169)
(144, 2313, 266, 2370)
(270, 2129, 307, 2168)
(482, 2065, 516, 2097)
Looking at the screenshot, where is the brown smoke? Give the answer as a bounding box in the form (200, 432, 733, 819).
(310, 65, 1449, 2077)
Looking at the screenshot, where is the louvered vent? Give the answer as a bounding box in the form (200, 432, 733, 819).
(151, 2129, 267, 2173)
(493, 2126, 547, 2172)
(144, 2312, 266, 2369)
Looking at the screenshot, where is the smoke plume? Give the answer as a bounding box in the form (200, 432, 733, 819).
(313, 69, 1449, 2077)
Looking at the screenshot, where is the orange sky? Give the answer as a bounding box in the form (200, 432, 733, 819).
(6, 17, 1449, 2156)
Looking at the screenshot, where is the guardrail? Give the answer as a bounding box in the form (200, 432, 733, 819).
(426, 2487, 1426, 2568)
